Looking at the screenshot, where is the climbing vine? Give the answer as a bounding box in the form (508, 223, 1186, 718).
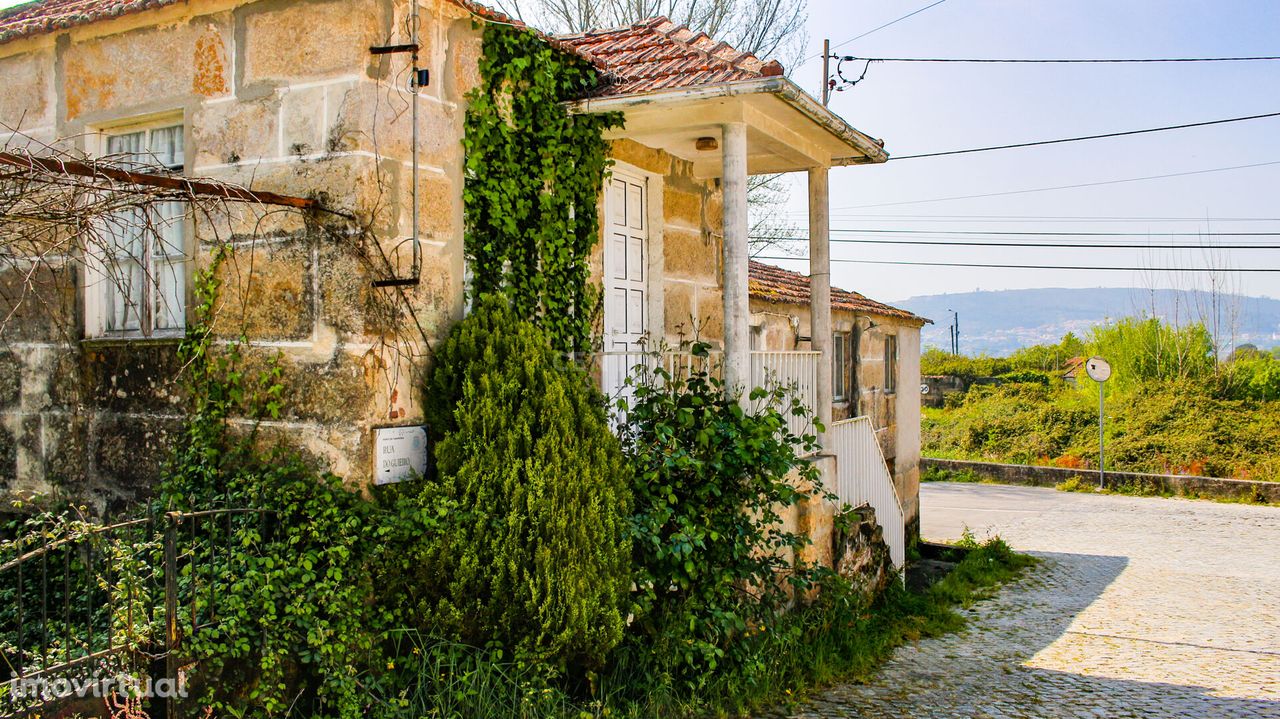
(462, 22, 622, 354)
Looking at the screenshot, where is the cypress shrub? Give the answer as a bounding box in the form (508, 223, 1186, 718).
(414, 295, 631, 673)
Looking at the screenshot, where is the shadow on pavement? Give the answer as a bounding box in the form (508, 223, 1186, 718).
(784, 550, 1280, 718)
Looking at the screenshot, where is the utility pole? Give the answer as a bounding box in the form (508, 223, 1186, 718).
(821, 39, 831, 106)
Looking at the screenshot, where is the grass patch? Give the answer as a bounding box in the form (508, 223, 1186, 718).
(921, 465, 997, 485)
(370, 538, 1037, 718)
(1056, 476, 1274, 505)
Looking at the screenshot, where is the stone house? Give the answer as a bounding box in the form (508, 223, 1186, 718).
(0, 0, 921, 554)
(748, 260, 929, 537)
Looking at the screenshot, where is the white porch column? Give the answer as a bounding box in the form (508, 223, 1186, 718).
(722, 122, 751, 396)
(809, 166, 833, 447)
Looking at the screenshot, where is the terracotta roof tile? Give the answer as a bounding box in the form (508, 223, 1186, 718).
(0, 0, 181, 46)
(749, 260, 929, 324)
(554, 17, 783, 98)
(1, 0, 780, 103)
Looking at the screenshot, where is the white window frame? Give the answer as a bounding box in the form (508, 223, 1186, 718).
(84, 116, 190, 340)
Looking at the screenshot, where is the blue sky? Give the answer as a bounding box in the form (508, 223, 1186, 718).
(775, 1, 1280, 303)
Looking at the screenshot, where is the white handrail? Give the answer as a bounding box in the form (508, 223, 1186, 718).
(594, 350, 819, 440)
(828, 417, 906, 568)
(750, 350, 819, 440)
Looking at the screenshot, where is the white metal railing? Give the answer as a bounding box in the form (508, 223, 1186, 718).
(828, 417, 906, 568)
(593, 350, 818, 440)
(750, 350, 819, 440)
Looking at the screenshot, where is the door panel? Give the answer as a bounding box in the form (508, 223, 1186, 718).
(603, 171, 650, 399)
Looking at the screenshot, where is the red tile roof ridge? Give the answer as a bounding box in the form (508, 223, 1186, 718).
(2, 0, 784, 97)
(554, 14, 781, 97)
(748, 260, 928, 324)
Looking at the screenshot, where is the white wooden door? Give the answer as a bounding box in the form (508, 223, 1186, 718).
(603, 171, 649, 398)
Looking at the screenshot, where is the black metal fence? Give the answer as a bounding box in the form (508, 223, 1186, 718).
(0, 508, 270, 718)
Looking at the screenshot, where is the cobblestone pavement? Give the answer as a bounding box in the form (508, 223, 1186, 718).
(780, 483, 1280, 718)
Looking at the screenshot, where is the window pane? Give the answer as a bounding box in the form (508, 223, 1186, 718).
(833, 332, 846, 399)
(94, 122, 187, 337)
(107, 260, 143, 332)
(106, 208, 145, 260)
(149, 125, 184, 169)
(154, 259, 185, 330)
(106, 131, 144, 165)
(153, 201, 186, 258)
(885, 336, 898, 392)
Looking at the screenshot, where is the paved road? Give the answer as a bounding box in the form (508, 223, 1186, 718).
(783, 483, 1280, 718)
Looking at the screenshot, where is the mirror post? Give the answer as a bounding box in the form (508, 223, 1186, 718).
(1098, 380, 1105, 489)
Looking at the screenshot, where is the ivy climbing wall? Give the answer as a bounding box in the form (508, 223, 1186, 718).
(461, 22, 620, 355)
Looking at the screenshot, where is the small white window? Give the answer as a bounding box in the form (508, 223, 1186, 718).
(832, 331, 848, 401)
(884, 334, 899, 394)
(87, 123, 188, 338)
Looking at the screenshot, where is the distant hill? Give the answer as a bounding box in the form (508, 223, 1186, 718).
(895, 287, 1280, 356)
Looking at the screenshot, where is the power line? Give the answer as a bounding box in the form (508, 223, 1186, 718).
(751, 236, 1280, 250)
(754, 256, 1280, 272)
(836, 160, 1280, 208)
(822, 228, 1280, 237)
(842, 54, 1280, 64)
(888, 110, 1280, 161)
(810, 0, 949, 61)
(781, 212, 1280, 223)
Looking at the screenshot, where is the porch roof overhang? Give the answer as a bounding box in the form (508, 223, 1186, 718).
(566, 76, 888, 178)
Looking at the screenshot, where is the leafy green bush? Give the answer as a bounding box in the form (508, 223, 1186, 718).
(1220, 352, 1280, 401)
(615, 344, 824, 691)
(921, 349, 1013, 380)
(1083, 316, 1215, 393)
(1007, 333, 1085, 372)
(412, 295, 632, 674)
(174, 455, 381, 717)
(923, 383, 1095, 465)
(923, 377, 1280, 481)
(995, 370, 1052, 386)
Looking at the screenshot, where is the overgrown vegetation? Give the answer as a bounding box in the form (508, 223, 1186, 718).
(1, 21, 1043, 719)
(1, 285, 1038, 718)
(362, 536, 1034, 718)
(462, 21, 622, 354)
(613, 343, 825, 695)
(406, 295, 632, 674)
(923, 316, 1280, 482)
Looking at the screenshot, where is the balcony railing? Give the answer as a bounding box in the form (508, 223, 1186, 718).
(828, 417, 906, 568)
(594, 350, 818, 437)
(593, 349, 904, 568)
(749, 350, 819, 440)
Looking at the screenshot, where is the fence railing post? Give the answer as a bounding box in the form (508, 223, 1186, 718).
(163, 512, 180, 719)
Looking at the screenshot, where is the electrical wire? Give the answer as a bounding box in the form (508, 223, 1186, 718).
(841, 55, 1280, 64)
(751, 236, 1280, 250)
(821, 228, 1280, 237)
(805, 0, 949, 62)
(753, 256, 1280, 272)
(887, 110, 1280, 161)
(780, 212, 1280, 223)
(836, 160, 1280, 208)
